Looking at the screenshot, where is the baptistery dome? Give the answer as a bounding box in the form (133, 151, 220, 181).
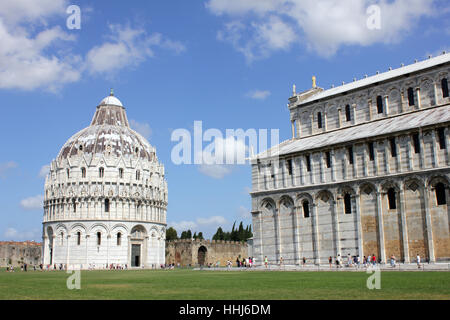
(42, 92, 167, 270)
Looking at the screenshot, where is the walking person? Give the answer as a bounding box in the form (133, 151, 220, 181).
(328, 256, 332, 268)
(416, 254, 421, 269)
(264, 256, 268, 269)
(390, 254, 396, 267)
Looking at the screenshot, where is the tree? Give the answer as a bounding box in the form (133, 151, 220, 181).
(212, 227, 224, 240)
(180, 229, 193, 239)
(166, 227, 178, 241)
(197, 232, 204, 240)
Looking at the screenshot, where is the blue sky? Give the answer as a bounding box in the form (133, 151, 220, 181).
(0, 0, 449, 240)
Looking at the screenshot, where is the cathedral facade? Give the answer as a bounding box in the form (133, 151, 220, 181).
(42, 93, 168, 269)
(251, 53, 450, 265)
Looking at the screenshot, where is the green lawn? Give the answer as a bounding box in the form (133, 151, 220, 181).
(0, 269, 449, 300)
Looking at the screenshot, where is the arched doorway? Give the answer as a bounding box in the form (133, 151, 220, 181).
(130, 225, 147, 267)
(198, 246, 207, 265)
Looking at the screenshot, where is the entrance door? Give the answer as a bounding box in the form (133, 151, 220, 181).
(131, 244, 141, 267)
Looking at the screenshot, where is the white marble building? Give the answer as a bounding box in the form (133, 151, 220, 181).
(251, 53, 450, 266)
(42, 92, 168, 269)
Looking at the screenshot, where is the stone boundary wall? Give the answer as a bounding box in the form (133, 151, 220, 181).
(0, 241, 42, 267)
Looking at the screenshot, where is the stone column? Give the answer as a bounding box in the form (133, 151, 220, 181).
(433, 82, 438, 106)
(66, 234, 71, 267)
(298, 157, 305, 185)
(352, 103, 357, 125)
(376, 188, 386, 263)
(258, 211, 264, 265)
(400, 90, 405, 113)
(324, 112, 328, 131)
(127, 235, 132, 268)
(296, 119, 301, 138)
(332, 199, 340, 257)
(368, 99, 373, 121)
(311, 203, 320, 265)
(275, 203, 281, 263)
(51, 235, 55, 266)
(319, 152, 325, 183)
(398, 185, 410, 263)
(407, 136, 414, 171)
(446, 127, 450, 166)
(291, 121, 295, 139)
(337, 108, 342, 128)
(354, 194, 364, 259)
(293, 206, 301, 265)
(384, 139, 390, 174)
(43, 236, 49, 265)
(331, 151, 336, 182)
(85, 235, 89, 268)
(106, 234, 111, 267)
(384, 95, 389, 115)
(416, 87, 421, 109)
(431, 130, 438, 168)
(423, 186, 435, 262)
(419, 129, 425, 169)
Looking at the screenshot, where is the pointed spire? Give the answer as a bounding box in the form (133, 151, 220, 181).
(110, 88, 114, 96)
(312, 75, 317, 88)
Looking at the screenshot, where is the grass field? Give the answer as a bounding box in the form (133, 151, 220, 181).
(0, 269, 449, 300)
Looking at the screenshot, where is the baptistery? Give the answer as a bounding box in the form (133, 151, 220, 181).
(42, 92, 168, 269)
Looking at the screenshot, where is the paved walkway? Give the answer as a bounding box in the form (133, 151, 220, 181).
(194, 263, 450, 272)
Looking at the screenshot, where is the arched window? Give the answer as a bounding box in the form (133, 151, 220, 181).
(136, 170, 140, 180)
(72, 198, 76, 213)
(117, 232, 122, 246)
(81, 167, 86, 178)
(344, 193, 352, 214)
(97, 232, 101, 246)
(348, 146, 354, 164)
(325, 151, 331, 168)
(376, 95, 383, 114)
(368, 142, 375, 161)
(412, 133, 420, 154)
(390, 138, 397, 157)
(407, 87, 415, 106)
(60, 232, 64, 245)
(66, 168, 70, 179)
(303, 201, 310, 218)
(435, 182, 446, 205)
(105, 198, 110, 213)
(442, 78, 449, 98)
(119, 168, 123, 178)
(387, 188, 396, 210)
(305, 155, 311, 172)
(345, 104, 351, 122)
(77, 232, 81, 245)
(317, 112, 323, 128)
(99, 167, 104, 178)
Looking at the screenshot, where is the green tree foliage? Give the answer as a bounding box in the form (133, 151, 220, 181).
(180, 229, 192, 239)
(166, 227, 178, 241)
(212, 222, 252, 242)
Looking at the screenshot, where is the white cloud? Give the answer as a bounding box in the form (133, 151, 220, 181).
(39, 164, 50, 178)
(0, 161, 18, 178)
(198, 164, 233, 179)
(208, 0, 436, 58)
(20, 195, 44, 210)
(0, 21, 80, 91)
(85, 25, 185, 76)
(246, 89, 271, 100)
(168, 215, 229, 238)
(196, 135, 248, 178)
(129, 119, 152, 139)
(0, 3, 185, 91)
(3, 227, 41, 241)
(0, 0, 67, 25)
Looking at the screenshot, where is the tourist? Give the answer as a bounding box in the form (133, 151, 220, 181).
(416, 254, 421, 269)
(236, 257, 240, 268)
(264, 256, 268, 268)
(328, 256, 332, 268)
(356, 255, 361, 268)
(390, 255, 396, 267)
(372, 254, 377, 266)
(302, 257, 306, 266)
(279, 256, 283, 268)
(347, 253, 352, 267)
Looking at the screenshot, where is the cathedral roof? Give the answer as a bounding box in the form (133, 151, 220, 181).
(57, 93, 155, 162)
(255, 104, 450, 159)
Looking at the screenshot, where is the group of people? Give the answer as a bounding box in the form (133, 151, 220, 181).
(236, 257, 254, 268)
(5, 263, 43, 272)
